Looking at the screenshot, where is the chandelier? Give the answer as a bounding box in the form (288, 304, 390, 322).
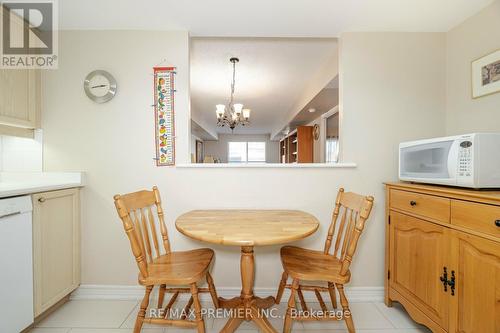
(216, 57, 251, 131)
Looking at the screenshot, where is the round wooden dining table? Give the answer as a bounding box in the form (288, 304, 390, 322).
(175, 209, 319, 333)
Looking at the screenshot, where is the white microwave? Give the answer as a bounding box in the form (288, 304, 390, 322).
(399, 133, 500, 188)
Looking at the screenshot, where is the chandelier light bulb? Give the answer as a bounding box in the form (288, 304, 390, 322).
(233, 103, 243, 115)
(243, 108, 251, 119)
(216, 104, 225, 118)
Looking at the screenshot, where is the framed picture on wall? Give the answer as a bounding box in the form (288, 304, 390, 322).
(472, 49, 500, 99)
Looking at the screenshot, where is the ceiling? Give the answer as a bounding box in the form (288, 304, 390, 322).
(190, 38, 338, 135)
(289, 77, 339, 129)
(191, 120, 217, 141)
(59, 0, 493, 36)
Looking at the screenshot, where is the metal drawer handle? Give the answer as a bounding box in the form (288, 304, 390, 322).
(439, 267, 456, 296)
(410, 200, 417, 206)
(38, 197, 46, 203)
(495, 220, 500, 227)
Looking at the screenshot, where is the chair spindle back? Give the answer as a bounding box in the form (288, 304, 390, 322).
(114, 186, 171, 278)
(323, 188, 374, 276)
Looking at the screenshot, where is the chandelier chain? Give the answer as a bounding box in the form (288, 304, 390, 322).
(229, 59, 236, 109)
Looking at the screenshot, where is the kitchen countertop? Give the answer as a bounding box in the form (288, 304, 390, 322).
(0, 172, 84, 198)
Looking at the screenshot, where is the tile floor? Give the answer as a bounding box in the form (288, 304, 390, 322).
(29, 298, 432, 333)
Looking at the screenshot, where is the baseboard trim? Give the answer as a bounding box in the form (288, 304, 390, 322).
(71, 285, 384, 303)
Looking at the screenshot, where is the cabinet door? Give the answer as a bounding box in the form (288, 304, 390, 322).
(389, 211, 449, 330)
(33, 189, 80, 317)
(0, 8, 39, 129)
(449, 232, 500, 333)
(0, 69, 39, 128)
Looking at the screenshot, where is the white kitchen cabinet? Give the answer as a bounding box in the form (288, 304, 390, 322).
(32, 188, 81, 317)
(0, 69, 40, 130)
(0, 6, 41, 136)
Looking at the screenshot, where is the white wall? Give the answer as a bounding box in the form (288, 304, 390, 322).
(42, 30, 447, 290)
(338, 31, 446, 286)
(340, 32, 446, 166)
(0, 130, 43, 172)
(446, 0, 500, 135)
(204, 134, 279, 163)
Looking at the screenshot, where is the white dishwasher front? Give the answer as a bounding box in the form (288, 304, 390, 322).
(0, 195, 33, 333)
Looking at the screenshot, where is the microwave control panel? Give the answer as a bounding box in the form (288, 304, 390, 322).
(458, 140, 473, 177)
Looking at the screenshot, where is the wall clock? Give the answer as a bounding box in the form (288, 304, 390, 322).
(83, 70, 117, 103)
(313, 124, 320, 140)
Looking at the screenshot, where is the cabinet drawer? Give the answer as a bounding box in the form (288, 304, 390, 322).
(390, 189, 450, 222)
(451, 200, 500, 238)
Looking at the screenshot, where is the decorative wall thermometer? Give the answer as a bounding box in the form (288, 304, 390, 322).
(153, 67, 176, 166)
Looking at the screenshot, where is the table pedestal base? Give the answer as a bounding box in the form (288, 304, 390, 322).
(219, 295, 275, 310)
(218, 246, 278, 333)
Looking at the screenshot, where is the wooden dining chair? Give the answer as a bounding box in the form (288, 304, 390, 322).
(275, 188, 374, 333)
(114, 186, 219, 333)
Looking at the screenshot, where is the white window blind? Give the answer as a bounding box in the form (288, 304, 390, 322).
(228, 142, 247, 162)
(247, 142, 266, 162)
(325, 112, 339, 163)
(326, 138, 339, 163)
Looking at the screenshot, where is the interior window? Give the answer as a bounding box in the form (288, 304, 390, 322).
(190, 38, 339, 165)
(228, 142, 266, 163)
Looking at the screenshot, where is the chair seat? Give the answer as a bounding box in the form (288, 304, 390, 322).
(139, 248, 214, 286)
(280, 246, 350, 284)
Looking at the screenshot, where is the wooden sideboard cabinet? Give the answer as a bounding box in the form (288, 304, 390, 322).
(385, 182, 500, 333)
(32, 188, 81, 317)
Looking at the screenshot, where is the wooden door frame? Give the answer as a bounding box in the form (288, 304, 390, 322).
(195, 140, 203, 163)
